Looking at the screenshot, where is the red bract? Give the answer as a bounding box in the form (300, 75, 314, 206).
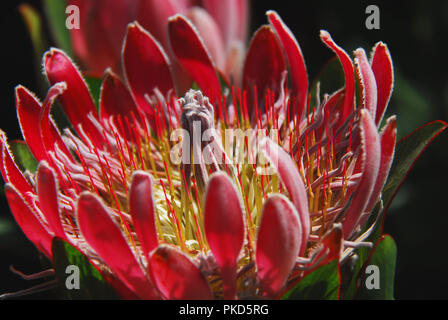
(66, 0, 248, 81)
(1, 9, 404, 299)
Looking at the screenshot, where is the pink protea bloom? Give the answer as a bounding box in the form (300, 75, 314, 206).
(67, 0, 248, 82)
(1, 10, 397, 299)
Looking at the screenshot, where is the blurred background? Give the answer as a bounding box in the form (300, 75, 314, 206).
(0, 0, 447, 299)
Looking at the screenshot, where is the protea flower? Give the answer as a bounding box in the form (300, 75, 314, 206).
(3, 7, 444, 300)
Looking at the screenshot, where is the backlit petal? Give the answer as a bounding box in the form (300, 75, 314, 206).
(204, 172, 245, 299)
(44, 48, 104, 146)
(36, 161, 65, 238)
(4, 184, 52, 258)
(267, 11, 308, 120)
(168, 15, 221, 104)
(122, 22, 174, 117)
(256, 194, 302, 297)
(370, 42, 394, 126)
(260, 137, 310, 254)
(320, 31, 355, 123)
(129, 171, 159, 258)
(149, 245, 213, 300)
(77, 192, 159, 299)
(355, 48, 377, 117)
(243, 25, 286, 116)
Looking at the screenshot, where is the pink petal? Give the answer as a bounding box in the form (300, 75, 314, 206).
(354, 48, 377, 117)
(149, 245, 213, 300)
(36, 161, 65, 239)
(4, 184, 53, 258)
(186, 7, 226, 71)
(15, 86, 47, 161)
(16, 85, 71, 164)
(261, 138, 310, 255)
(168, 15, 221, 104)
(0, 132, 34, 198)
(67, 0, 93, 68)
(202, 0, 249, 49)
(122, 22, 174, 116)
(204, 172, 245, 299)
(370, 42, 394, 126)
(342, 109, 381, 238)
(129, 171, 159, 258)
(76, 192, 159, 299)
(69, 0, 137, 75)
(99, 69, 139, 120)
(320, 31, 355, 123)
(256, 194, 302, 297)
(267, 11, 308, 120)
(243, 25, 286, 115)
(39, 83, 74, 161)
(136, 0, 190, 47)
(43, 48, 104, 146)
(365, 116, 397, 213)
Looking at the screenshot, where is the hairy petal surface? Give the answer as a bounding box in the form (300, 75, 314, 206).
(267, 11, 308, 120)
(149, 245, 213, 300)
(370, 42, 394, 126)
(77, 192, 159, 299)
(365, 116, 397, 213)
(256, 195, 302, 297)
(243, 25, 286, 115)
(168, 14, 221, 104)
(320, 31, 355, 122)
(261, 138, 310, 254)
(4, 184, 53, 258)
(36, 161, 65, 239)
(123, 22, 174, 119)
(204, 172, 245, 299)
(355, 48, 377, 117)
(129, 171, 159, 258)
(342, 110, 381, 238)
(44, 48, 104, 145)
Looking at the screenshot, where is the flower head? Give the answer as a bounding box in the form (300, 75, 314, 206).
(1, 9, 398, 299)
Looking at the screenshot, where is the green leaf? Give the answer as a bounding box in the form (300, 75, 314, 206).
(372, 120, 447, 242)
(85, 76, 103, 110)
(9, 141, 38, 173)
(282, 260, 340, 300)
(19, 4, 50, 95)
(52, 238, 119, 299)
(355, 235, 397, 300)
(341, 246, 370, 300)
(19, 4, 47, 61)
(43, 0, 72, 56)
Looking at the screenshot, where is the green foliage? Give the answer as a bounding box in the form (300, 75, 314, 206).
(9, 141, 38, 173)
(282, 260, 340, 300)
(356, 235, 397, 300)
(43, 0, 72, 56)
(52, 238, 119, 300)
(85, 76, 103, 110)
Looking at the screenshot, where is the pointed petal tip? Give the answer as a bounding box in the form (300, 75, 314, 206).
(167, 13, 185, 23)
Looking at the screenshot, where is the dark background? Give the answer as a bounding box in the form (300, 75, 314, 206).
(0, 0, 447, 299)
